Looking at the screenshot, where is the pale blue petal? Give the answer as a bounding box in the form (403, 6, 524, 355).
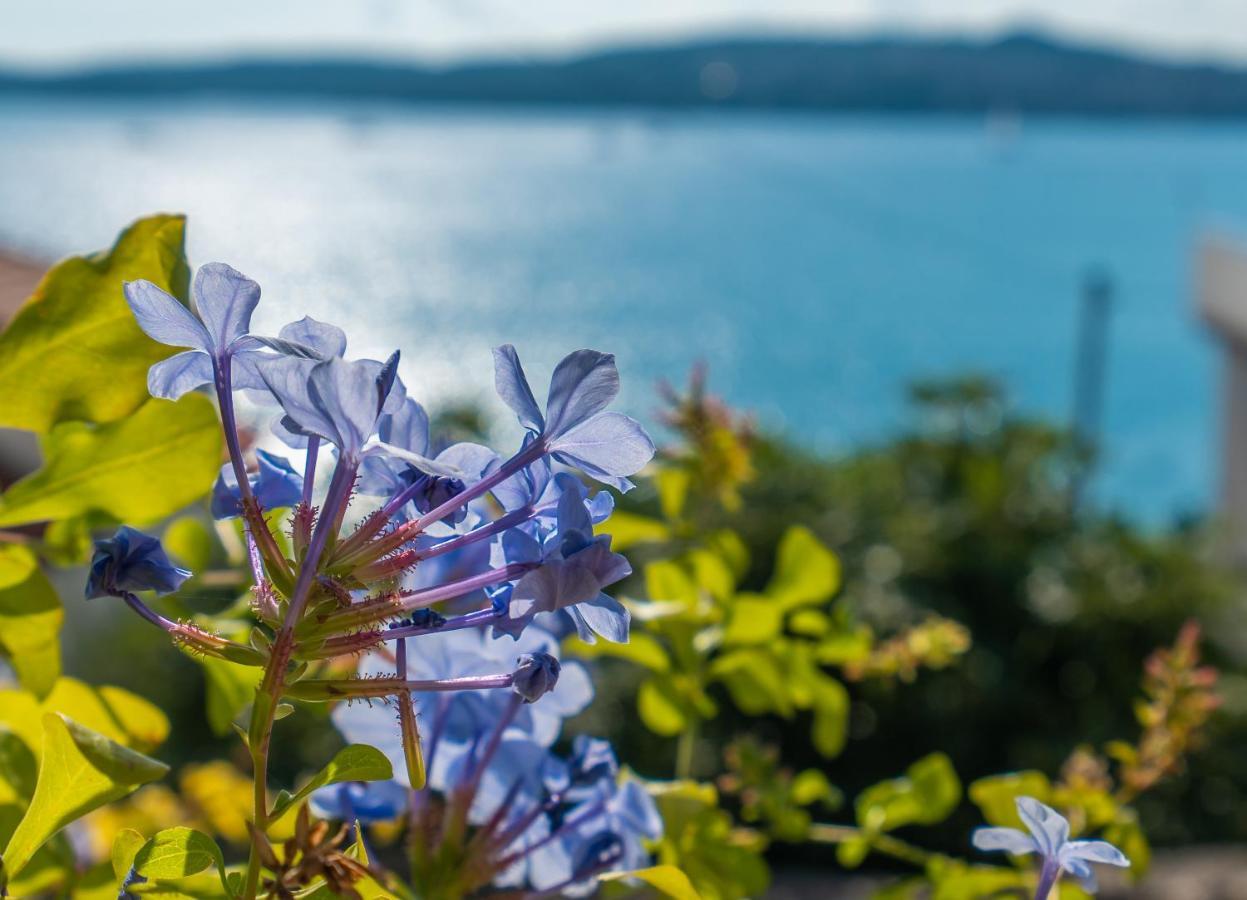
(378, 398, 430, 455)
(125, 280, 210, 350)
(278, 315, 347, 359)
(550, 413, 655, 485)
(493, 344, 544, 433)
(615, 780, 664, 840)
(193, 262, 260, 351)
(509, 563, 602, 618)
(1016, 797, 1069, 859)
(1062, 857, 1098, 892)
(436, 442, 500, 483)
(543, 349, 619, 438)
(971, 827, 1037, 856)
(572, 593, 630, 644)
(147, 350, 213, 400)
(1062, 840, 1130, 868)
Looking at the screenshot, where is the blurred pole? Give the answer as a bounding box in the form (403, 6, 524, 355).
(1070, 267, 1113, 505)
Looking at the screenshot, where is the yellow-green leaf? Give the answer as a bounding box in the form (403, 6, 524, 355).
(0, 394, 222, 528)
(0, 215, 190, 432)
(566, 632, 670, 672)
(0, 544, 62, 697)
(601, 864, 701, 899)
(133, 827, 226, 893)
(0, 713, 168, 888)
(599, 511, 670, 551)
(199, 655, 262, 737)
(765, 526, 840, 609)
(855, 753, 961, 834)
(111, 827, 147, 882)
(269, 745, 392, 821)
(968, 771, 1052, 829)
(638, 676, 692, 736)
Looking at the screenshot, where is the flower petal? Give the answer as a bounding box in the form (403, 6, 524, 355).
(193, 262, 260, 352)
(147, 349, 213, 400)
(1015, 797, 1069, 859)
(278, 315, 347, 359)
(550, 412, 655, 487)
(1062, 840, 1130, 868)
(971, 827, 1037, 856)
(572, 593, 631, 644)
(378, 398, 431, 456)
(1061, 857, 1098, 893)
(125, 280, 210, 350)
(543, 349, 619, 438)
(493, 345, 544, 433)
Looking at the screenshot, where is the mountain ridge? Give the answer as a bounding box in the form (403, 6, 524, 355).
(4, 31, 1247, 116)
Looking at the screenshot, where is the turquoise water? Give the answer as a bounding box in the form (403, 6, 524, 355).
(0, 98, 1240, 520)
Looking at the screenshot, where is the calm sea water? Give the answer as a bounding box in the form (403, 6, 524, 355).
(0, 97, 1241, 520)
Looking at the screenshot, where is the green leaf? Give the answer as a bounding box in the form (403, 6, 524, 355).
(0, 730, 37, 805)
(199, 655, 262, 737)
(638, 675, 697, 736)
(269, 745, 393, 821)
(42, 678, 170, 755)
(0, 713, 168, 888)
(162, 517, 217, 572)
(133, 827, 228, 895)
(111, 828, 147, 882)
(710, 648, 793, 717)
(645, 560, 699, 609)
(765, 525, 840, 609)
(600, 511, 671, 551)
(566, 632, 671, 672)
(791, 769, 840, 809)
(0, 214, 190, 432)
(722, 595, 783, 646)
(0, 394, 222, 528)
(656, 467, 691, 521)
(968, 771, 1051, 829)
(600, 865, 702, 899)
(855, 753, 961, 834)
(688, 549, 735, 603)
(809, 676, 850, 758)
(650, 781, 769, 900)
(0, 544, 62, 697)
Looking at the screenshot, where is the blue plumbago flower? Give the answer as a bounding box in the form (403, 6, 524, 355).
(309, 780, 407, 824)
(210, 449, 303, 519)
(492, 473, 631, 644)
(333, 627, 592, 790)
(492, 454, 615, 532)
(972, 797, 1130, 896)
(125, 263, 275, 399)
(565, 778, 664, 878)
(493, 345, 655, 491)
(357, 397, 499, 528)
(86, 526, 191, 600)
(260, 353, 408, 464)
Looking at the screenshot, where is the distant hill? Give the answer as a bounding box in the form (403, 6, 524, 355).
(5, 32, 1247, 116)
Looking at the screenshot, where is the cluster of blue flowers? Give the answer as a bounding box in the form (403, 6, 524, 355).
(86, 263, 661, 895)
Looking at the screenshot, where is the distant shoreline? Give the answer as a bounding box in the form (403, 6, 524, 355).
(7, 32, 1247, 118)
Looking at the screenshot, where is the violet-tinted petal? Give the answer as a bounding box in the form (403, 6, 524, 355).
(193, 262, 260, 352)
(493, 344, 544, 433)
(1016, 797, 1069, 859)
(571, 593, 630, 644)
(543, 349, 620, 438)
(550, 413, 655, 488)
(278, 315, 348, 359)
(1062, 840, 1130, 868)
(971, 827, 1037, 856)
(125, 280, 210, 350)
(147, 349, 213, 400)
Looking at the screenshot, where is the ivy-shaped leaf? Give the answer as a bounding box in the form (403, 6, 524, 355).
(0, 714, 168, 889)
(0, 394, 222, 528)
(0, 544, 62, 697)
(0, 214, 190, 433)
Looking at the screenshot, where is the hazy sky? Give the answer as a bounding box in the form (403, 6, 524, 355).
(5, 0, 1247, 69)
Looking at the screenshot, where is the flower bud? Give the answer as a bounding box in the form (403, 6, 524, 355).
(512, 652, 561, 703)
(86, 526, 191, 600)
